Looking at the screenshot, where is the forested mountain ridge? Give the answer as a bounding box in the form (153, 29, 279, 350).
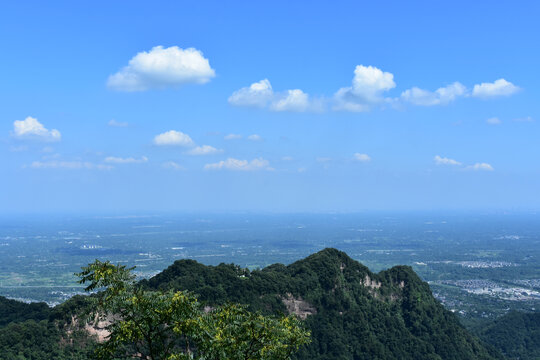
(141, 248, 503, 360)
(0, 296, 51, 327)
(474, 311, 540, 360)
(0, 248, 508, 359)
(0, 295, 93, 359)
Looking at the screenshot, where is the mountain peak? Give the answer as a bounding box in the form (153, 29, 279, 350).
(142, 249, 500, 359)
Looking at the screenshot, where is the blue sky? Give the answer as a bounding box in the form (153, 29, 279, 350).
(1, 1, 539, 213)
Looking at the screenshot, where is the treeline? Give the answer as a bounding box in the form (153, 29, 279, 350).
(474, 311, 540, 360)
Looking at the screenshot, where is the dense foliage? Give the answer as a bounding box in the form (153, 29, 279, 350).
(0, 296, 50, 327)
(0, 307, 93, 360)
(76, 259, 310, 359)
(474, 311, 540, 360)
(142, 248, 503, 360)
(0, 248, 513, 359)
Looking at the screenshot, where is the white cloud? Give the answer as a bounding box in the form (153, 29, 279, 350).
(434, 156, 494, 171)
(247, 134, 262, 141)
(108, 119, 129, 127)
(513, 116, 534, 122)
(154, 130, 194, 147)
(350, 65, 396, 101)
(486, 117, 502, 125)
(281, 156, 294, 161)
(466, 162, 494, 171)
(224, 134, 242, 140)
(332, 95, 371, 112)
(12, 116, 61, 141)
(401, 82, 466, 106)
(204, 157, 273, 171)
(270, 89, 310, 112)
(316, 157, 332, 163)
(104, 156, 148, 164)
(472, 79, 519, 98)
(107, 46, 215, 91)
(228, 79, 273, 108)
(187, 145, 223, 155)
(334, 65, 395, 111)
(229, 67, 519, 114)
(353, 153, 371, 162)
(29, 161, 112, 170)
(162, 161, 185, 170)
(229, 79, 320, 112)
(434, 155, 462, 166)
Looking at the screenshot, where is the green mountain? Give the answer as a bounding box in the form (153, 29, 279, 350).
(0, 248, 506, 359)
(141, 248, 502, 360)
(0, 296, 50, 327)
(0, 295, 92, 359)
(474, 311, 540, 360)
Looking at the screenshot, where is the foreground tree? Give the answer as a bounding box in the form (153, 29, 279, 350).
(77, 260, 310, 360)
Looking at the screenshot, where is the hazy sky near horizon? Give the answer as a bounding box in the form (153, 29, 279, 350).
(1, 1, 539, 213)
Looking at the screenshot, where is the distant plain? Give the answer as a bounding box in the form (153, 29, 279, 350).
(1, 212, 538, 319)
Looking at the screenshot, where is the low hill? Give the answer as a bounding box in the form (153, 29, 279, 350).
(142, 248, 502, 360)
(0, 295, 93, 359)
(0, 296, 50, 327)
(475, 311, 540, 360)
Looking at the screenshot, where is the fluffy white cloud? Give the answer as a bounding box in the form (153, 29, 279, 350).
(204, 157, 272, 171)
(350, 65, 396, 101)
(104, 156, 148, 164)
(107, 46, 215, 91)
(353, 153, 371, 162)
(334, 65, 395, 111)
(229, 66, 519, 113)
(316, 157, 332, 163)
(224, 134, 242, 140)
(108, 119, 129, 127)
(472, 79, 519, 98)
(270, 89, 311, 112)
(154, 130, 194, 147)
(486, 117, 502, 125)
(247, 134, 262, 141)
(12, 117, 61, 141)
(434, 155, 462, 166)
(401, 82, 466, 106)
(162, 161, 185, 170)
(466, 162, 494, 171)
(29, 161, 112, 170)
(281, 156, 294, 161)
(228, 79, 273, 107)
(229, 79, 320, 112)
(187, 145, 223, 155)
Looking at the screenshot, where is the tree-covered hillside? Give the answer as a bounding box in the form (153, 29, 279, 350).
(0, 296, 50, 327)
(474, 311, 540, 360)
(142, 248, 503, 360)
(0, 295, 93, 359)
(0, 248, 510, 359)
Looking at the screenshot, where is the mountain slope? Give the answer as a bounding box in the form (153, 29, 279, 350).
(0, 296, 50, 327)
(475, 311, 540, 360)
(142, 248, 502, 360)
